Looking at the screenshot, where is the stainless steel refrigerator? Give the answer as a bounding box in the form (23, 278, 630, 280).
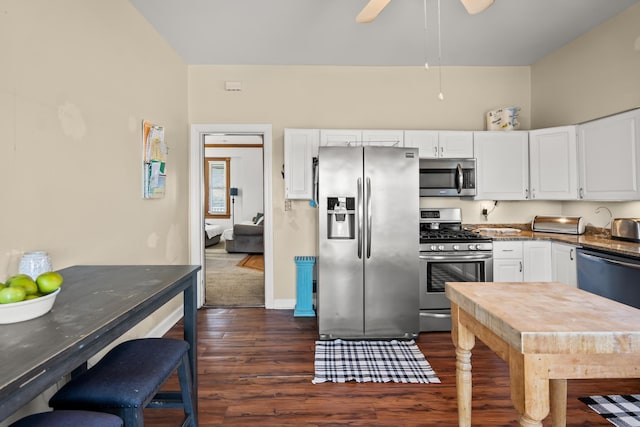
(317, 146, 419, 339)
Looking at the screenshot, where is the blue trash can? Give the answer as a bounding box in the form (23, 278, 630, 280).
(294, 256, 316, 317)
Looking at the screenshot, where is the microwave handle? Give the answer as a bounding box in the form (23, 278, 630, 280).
(455, 163, 463, 194)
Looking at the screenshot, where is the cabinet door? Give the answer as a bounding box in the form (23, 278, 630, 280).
(523, 241, 552, 282)
(320, 129, 362, 147)
(493, 241, 523, 282)
(551, 242, 578, 287)
(438, 131, 474, 158)
(529, 126, 578, 200)
(474, 131, 529, 200)
(404, 130, 439, 158)
(361, 130, 404, 147)
(493, 259, 523, 282)
(284, 129, 318, 200)
(577, 108, 640, 200)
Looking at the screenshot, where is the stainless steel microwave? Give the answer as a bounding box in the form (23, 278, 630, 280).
(419, 158, 476, 197)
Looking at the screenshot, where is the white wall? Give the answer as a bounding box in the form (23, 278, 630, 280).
(531, 2, 640, 127)
(531, 2, 640, 226)
(0, 1, 189, 423)
(189, 65, 532, 303)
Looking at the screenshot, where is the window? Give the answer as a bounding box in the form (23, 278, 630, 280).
(204, 157, 230, 218)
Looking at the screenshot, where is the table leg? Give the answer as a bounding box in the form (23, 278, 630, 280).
(550, 379, 567, 427)
(183, 273, 198, 425)
(452, 304, 475, 427)
(509, 348, 550, 427)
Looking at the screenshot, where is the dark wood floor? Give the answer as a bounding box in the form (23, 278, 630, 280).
(146, 308, 640, 426)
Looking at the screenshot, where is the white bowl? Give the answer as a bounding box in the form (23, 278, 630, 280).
(0, 288, 60, 324)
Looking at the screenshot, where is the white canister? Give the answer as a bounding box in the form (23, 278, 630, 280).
(18, 251, 52, 280)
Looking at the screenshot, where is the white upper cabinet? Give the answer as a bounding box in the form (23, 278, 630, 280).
(438, 131, 474, 158)
(404, 131, 439, 158)
(319, 129, 362, 147)
(284, 129, 319, 200)
(404, 130, 473, 158)
(529, 126, 578, 200)
(577, 108, 640, 200)
(319, 129, 403, 148)
(361, 130, 404, 147)
(474, 131, 529, 200)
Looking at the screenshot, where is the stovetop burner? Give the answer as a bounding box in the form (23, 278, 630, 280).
(419, 208, 492, 250)
(420, 229, 486, 242)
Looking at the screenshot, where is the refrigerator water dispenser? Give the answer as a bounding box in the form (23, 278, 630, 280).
(327, 197, 355, 239)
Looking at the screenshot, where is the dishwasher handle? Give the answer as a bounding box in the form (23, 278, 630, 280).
(580, 251, 640, 271)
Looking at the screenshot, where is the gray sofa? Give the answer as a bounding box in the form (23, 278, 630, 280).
(225, 215, 264, 253)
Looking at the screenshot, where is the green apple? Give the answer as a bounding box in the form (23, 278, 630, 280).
(36, 271, 63, 294)
(9, 276, 39, 295)
(0, 286, 26, 304)
(5, 274, 31, 286)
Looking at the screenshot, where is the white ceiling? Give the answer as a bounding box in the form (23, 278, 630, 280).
(129, 0, 639, 66)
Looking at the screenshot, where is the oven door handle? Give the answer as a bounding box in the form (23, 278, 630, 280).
(419, 253, 493, 261)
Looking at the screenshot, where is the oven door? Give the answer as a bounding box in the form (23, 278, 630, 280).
(419, 252, 493, 309)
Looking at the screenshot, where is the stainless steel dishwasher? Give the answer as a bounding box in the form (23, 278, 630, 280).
(576, 248, 640, 309)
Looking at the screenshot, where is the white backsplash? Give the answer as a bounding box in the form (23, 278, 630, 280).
(419, 198, 640, 230)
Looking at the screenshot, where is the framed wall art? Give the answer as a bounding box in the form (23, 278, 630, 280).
(142, 120, 167, 199)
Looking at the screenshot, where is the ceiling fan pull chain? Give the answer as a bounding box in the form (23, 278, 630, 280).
(437, 0, 444, 100)
(423, 0, 429, 70)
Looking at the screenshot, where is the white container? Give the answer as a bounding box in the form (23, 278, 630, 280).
(18, 251, 52, 280)
(0, 288, 60, 324)
(486, 107, 521, 131)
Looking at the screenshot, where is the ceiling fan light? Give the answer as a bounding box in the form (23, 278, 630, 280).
(356, 0, 392, 23)
(460, 0, 494, 15)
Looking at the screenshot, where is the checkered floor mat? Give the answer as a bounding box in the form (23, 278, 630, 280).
(312, 339, 441, 384)
(580, 395, 640, 427)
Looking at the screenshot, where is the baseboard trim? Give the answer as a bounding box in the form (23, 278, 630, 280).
(145, 305, 184, 337)
(272, 298, 296, 310)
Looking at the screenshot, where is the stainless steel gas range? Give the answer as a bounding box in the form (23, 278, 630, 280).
(419, 208, 493, 332)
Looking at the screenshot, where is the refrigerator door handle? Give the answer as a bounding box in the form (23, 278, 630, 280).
(366, 177, 372, 259)
(357, 177, 363, 259)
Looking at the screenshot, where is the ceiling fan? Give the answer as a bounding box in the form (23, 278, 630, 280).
(356, 0, 494, 23)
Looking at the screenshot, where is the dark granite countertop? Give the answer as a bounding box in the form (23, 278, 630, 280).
(466, 224, 640, 259)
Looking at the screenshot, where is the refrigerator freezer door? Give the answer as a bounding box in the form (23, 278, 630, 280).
(363, 146, 420, 338)
(318, 147, 365, 338)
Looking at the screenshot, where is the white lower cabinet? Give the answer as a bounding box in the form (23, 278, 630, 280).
(493, 241, 552, 282)
(551, 242, 578, 287)
(523, 241, 552, 281)
(493, 241, 524, 282)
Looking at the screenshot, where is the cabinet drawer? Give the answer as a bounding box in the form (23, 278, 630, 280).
(493, 241, 523, 258)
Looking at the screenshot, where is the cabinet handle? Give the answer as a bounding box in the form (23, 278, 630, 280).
(434, 146, 438, 157)
(579, 188, 584, 199)
(519, 261, 523, 272)
(525, 188, 529, 199)
(531, 189, 536, 199)
(570, 249, 574, 261)
(440, 146, 444, 157)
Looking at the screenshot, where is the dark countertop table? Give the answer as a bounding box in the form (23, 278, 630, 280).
(0, 265, 201, 422)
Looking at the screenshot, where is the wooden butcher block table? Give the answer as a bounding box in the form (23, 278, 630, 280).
(445, 281, 640, 427)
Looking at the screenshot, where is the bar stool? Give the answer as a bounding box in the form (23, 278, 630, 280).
(9, 410, 123, 427)
(49, 338, 196, 427)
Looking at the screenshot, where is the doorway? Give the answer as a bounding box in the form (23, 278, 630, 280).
(203, 134, 264, 307)
(189, 124, 273, 309)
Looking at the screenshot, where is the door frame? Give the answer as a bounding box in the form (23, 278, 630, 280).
(189, 124, 273, 308)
